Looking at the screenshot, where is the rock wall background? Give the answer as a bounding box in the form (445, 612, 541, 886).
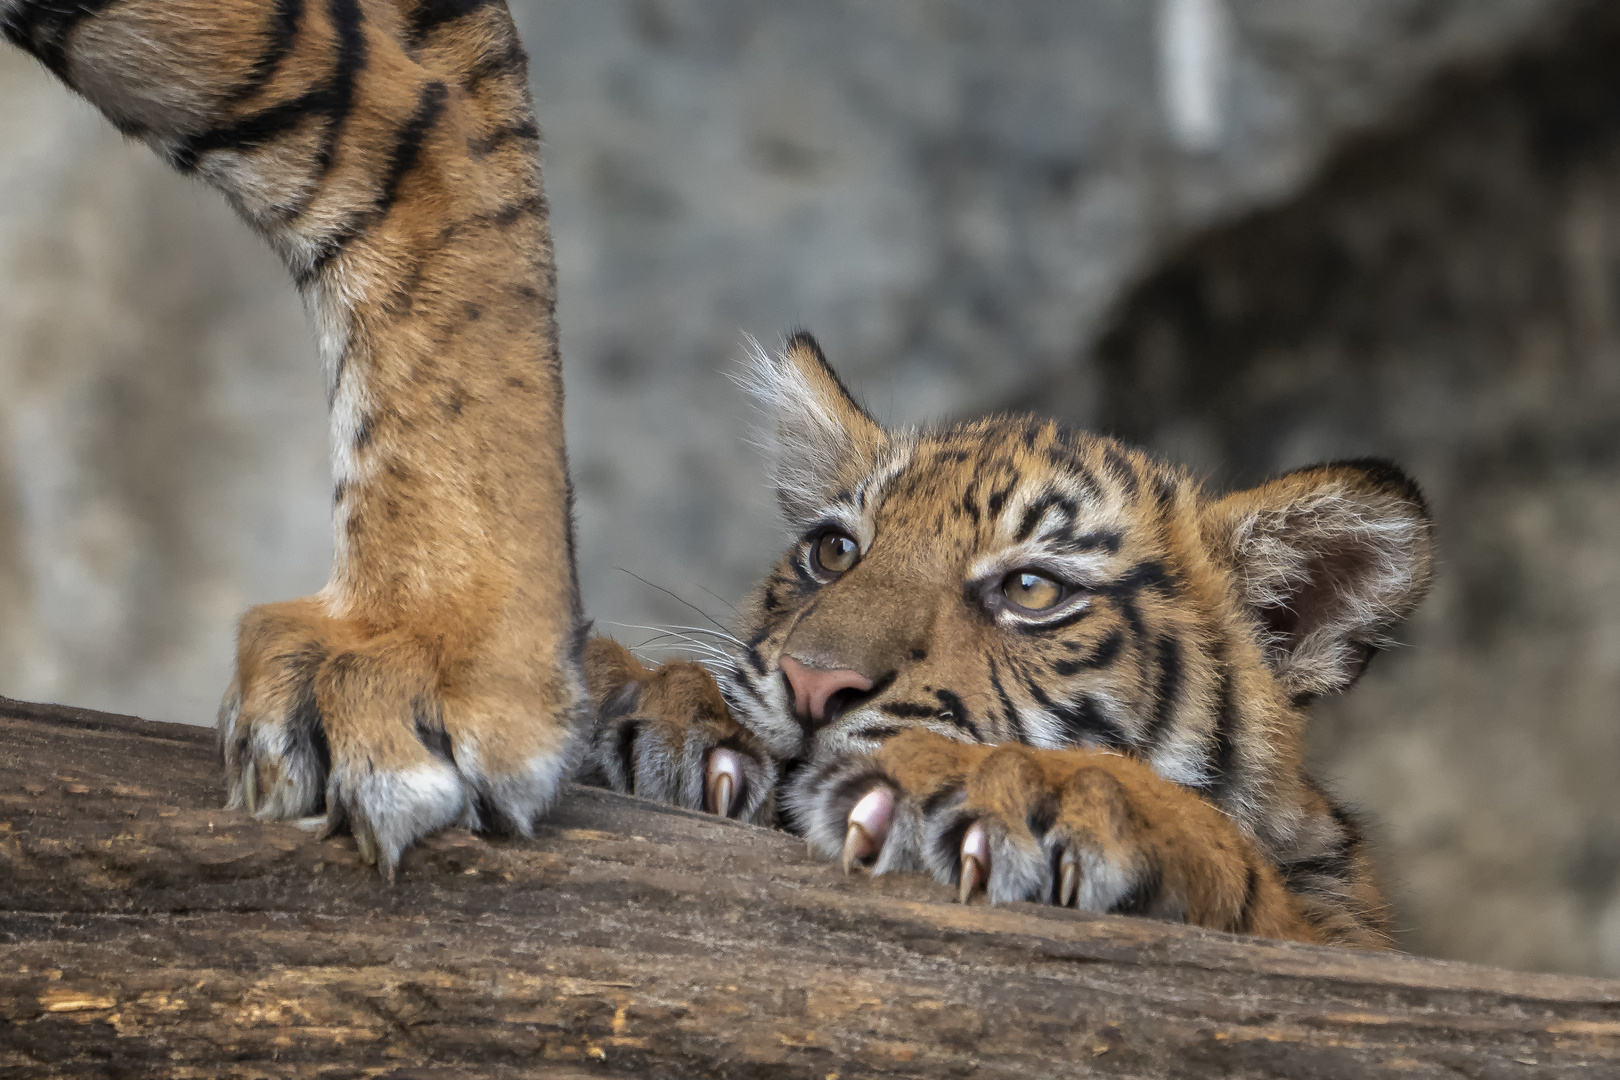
(0, 0, 1613, 975)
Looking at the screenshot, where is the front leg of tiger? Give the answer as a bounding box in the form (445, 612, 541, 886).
(2, 0, 590, 877)
(792, 730, 1318, 943)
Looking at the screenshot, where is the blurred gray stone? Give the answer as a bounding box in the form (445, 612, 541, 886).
(0, 0, 1609, 976)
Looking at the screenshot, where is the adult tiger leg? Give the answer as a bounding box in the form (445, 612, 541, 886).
(2, 0, 586, 876)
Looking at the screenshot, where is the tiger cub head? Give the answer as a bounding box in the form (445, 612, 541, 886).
(723, 333, 1434, 798)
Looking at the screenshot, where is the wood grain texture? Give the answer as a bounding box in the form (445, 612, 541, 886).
(2, 697, 1617, 1078)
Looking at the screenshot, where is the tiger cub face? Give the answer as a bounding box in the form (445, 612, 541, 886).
(722, 334, 1433, 803)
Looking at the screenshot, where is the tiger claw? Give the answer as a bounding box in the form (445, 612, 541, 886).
(706, 749, 742, 817)
(1058, 848, 1079, 908)
(842, 787, 894, 873)
(709, 771, 734, 818)
(842, 821, 874, 875)
(959, 821, 989, 903)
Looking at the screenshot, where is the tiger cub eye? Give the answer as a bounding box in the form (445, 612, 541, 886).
(814, 530, 860, 575)
(1002, 569, 1065, 611)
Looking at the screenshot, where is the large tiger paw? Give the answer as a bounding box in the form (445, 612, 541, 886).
(218, 598, 585, 881)
(581, 637, 777, 824)
(787, 730, 1312, 940)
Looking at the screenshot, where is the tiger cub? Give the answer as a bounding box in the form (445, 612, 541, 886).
(3, 0, 588, 879)
(583, 333, 1434, 948)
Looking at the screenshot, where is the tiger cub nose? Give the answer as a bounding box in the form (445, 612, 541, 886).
(779, 655, 873, 729)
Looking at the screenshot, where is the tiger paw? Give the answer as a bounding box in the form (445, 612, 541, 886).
(218, 598, 584, 881)
(789, 729, 1311, 939)
(583, 637, 776, 824)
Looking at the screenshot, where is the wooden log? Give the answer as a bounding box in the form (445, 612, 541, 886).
(1, 697, 1616, 1078)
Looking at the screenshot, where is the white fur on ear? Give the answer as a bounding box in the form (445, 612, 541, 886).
(1213, 461, 1435, 697)
(736, 332, 885, 527)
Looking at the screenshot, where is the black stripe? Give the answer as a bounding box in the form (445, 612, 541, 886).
(729, 667, 767, 705)
(1234, 865, 1260, 933)
(1024, 674, 1128, 749)
(851, 725, 904, 743)
(1280, 849, 1352, 887)
(1323, 793, 1366, 850)
(1015, 491, 1077, 543)
(1101, 442, 1140, 499)
(299, 74, 449, 285)
(961, 481, 981, 527)
(987, 655, 1027, 744)
(1143, 635, 1183, 747)
(2, 0, 121, 82)
(476, 194, 544, 228)
(379, 79, 449, 206)
(171, 0, 364, 184)
(171, 95, 318, 173)
(229, 0, 307, 104)
(1118, 597, 1146, 642)
(878, 702, 935, 719)
(171, 85, 304, 170)
(744, 621, 774, 674)
(408, 0, 497, 42)
(933, 689, 980, 740)
(308, 0, 364, 176)
(1051, 695, 1122, 748)
(1055, 529, 1122, 556)
(1053, 629, 1124, 676)
(1279, 792, 1359, 890)
(468, 118, 539, 157)
(987, 480, 1015, 519)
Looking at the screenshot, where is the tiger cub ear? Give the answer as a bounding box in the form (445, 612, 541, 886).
(1202, 459, 1436, 698)
(742, 331, 887, 527)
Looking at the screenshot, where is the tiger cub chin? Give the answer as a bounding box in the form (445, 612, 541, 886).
(582, 332, 1433, 948)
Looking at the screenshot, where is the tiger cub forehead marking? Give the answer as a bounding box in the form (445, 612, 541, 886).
(822, 418, 1170, 582)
